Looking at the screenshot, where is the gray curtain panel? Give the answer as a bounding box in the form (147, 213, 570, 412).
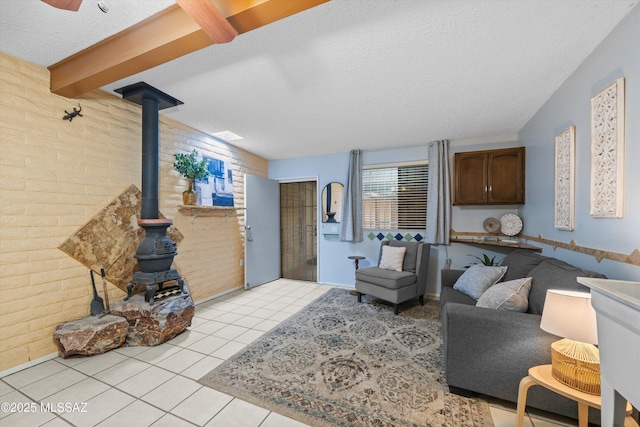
(340, 149, 363, 242)
(425, 140, 451, 244)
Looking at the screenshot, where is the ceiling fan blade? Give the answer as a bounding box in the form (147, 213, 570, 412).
(176, 0, 238, 44)
(41, 0, 82, 12)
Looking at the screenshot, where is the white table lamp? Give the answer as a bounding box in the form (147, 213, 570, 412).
(540, 289, 600, 395)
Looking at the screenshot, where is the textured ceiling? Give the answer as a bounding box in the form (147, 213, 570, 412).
(1, 0, 638, 160)
(0, 0, 175, 65)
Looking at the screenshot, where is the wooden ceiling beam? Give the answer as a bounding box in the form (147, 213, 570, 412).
(48, 0, 330, 98)
(41, 0, 82, 12)
(175, 0, 238, 44)
(225, 0, 326, 34)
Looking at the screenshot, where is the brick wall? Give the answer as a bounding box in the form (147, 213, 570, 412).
(0, 52, 268, 371)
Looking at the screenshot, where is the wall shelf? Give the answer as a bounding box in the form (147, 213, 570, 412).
(178, 205, 245, 222)
(321, 223, 340, 240)
(450, 231, 542, 252)
(451, 230, 640, 266)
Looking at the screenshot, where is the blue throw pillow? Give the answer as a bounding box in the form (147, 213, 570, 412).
(453, 265, 508, 300)
(476, 277, 532, 312)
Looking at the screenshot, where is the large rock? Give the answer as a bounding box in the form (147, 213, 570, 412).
(54, 315, 129, 358)
(111, 293, 194, 346)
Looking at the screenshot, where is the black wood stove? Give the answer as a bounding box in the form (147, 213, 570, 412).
(115, 82, 187, 305)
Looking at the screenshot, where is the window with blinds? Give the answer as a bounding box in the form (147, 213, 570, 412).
(362, 163, 428, 230)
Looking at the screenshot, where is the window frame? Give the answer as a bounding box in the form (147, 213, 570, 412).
(362, 160, 429, 231)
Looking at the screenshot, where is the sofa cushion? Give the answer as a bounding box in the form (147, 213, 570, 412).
(379, 245, 406, 272)
(527, 259, 606, 315)
(500, 250, 548, 282)
(441, 286, 476, 306)
(389, 240, 419, 273)
(453, 265, 508, 300)
(356, 267, 416, 289)
(476, 277, 532, 312)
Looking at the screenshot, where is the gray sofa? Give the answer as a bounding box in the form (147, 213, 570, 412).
(440, 249, 606, 421)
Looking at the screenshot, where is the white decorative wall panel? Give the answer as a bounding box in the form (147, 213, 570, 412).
(555, 126, 575, 230)
(590, 77, 625, 218)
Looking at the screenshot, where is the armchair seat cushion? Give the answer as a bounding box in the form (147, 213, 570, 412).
(356, 267, 416, 290)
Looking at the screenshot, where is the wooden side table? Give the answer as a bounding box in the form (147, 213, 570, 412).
(516, 365, 636, 427)
(348, 255, 365, 270)
(348, 256, 365, 295)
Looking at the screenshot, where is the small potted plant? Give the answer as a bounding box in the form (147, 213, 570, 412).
(173, 149, 211, 205)
(464, 253, 503, 268)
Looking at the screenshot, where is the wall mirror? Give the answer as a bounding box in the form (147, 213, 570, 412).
(322, 182, 344, 223)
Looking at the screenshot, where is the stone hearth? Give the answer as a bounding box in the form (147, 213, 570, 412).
(54, 288, 194, 357)
(111, 287, 194, 346)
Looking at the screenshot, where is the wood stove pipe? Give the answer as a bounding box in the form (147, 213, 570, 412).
(141, 97, 159, 219)
(114, 82, 183, 219)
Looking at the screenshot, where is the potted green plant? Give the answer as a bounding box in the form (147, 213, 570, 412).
(464, 253, 503, 268)
(173, 149, 211, 205)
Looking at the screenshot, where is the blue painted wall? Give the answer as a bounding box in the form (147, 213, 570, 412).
(269, 145, 523, 293)
(519, 5, 640, 280)
(269, 151, 350, 286)
(269, 5, 640, 289)
(270, 147, 433, 288)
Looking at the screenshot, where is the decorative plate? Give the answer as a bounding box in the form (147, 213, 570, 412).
(500, 214, 523, 236)
(483, 217, 501, 233)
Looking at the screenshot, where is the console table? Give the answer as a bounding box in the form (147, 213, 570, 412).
(578, 278, 640, 427)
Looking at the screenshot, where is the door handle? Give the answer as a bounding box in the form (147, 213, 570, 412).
(305, 225, 317, 236)
(245, 225, 253, 241)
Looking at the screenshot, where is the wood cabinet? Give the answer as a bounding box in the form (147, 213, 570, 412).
(454, 147, 525, 205)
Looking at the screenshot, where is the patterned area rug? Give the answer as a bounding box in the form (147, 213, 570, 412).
(198, 288, 494, 427)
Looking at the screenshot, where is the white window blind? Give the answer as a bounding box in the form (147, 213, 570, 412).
(362, 164, 428, 230)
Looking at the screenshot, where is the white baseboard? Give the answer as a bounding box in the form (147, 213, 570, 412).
(0, 352, 59, 378)
(318, 281, 355, 288)
(193, 285, 244, 305)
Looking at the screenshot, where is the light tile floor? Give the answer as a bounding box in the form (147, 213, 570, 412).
(1, 279, 580, 427)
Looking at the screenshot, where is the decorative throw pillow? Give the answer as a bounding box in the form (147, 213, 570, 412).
(378, 245, 406, 272)
(453, 265, 508, 300)
(476, 277, 532, 312)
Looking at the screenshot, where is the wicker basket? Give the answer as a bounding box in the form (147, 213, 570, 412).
(550, 339, 600, 395)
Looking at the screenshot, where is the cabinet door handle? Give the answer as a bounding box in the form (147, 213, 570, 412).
(489, 185, 492, 193)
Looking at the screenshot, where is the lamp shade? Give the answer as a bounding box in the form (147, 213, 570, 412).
(540, 289, 598, 345)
